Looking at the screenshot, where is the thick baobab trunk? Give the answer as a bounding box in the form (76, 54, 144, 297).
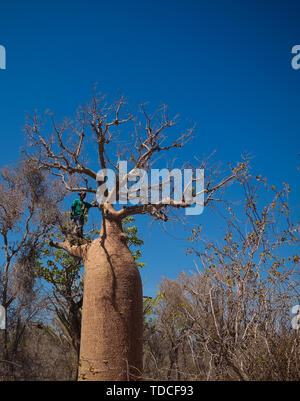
(78, 217, 143, 381)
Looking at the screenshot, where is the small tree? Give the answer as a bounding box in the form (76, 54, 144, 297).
(0, 160, 63, 378)
(144, 170, 299, 380)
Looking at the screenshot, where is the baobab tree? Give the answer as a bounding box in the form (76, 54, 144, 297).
(24, 92, 242, 380)
(37, 217, 145, 378)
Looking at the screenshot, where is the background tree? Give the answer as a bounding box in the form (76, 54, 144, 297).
(143, 170, 299, 380)
(24, 91, 242, 380)
(0, 160, 64, 378)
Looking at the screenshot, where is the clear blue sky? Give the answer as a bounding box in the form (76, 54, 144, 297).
(0, 0, 299, 297)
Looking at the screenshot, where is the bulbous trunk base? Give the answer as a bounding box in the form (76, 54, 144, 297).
(78, 220, 143, 381)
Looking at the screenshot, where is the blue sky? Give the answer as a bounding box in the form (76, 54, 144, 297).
(0, 0, 299, 297)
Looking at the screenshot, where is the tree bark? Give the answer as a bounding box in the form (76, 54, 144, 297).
(77, 217, 143, 381)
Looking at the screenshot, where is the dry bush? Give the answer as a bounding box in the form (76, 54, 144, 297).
(0, 323, 77, 381)
(143, 172, 299, 381)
